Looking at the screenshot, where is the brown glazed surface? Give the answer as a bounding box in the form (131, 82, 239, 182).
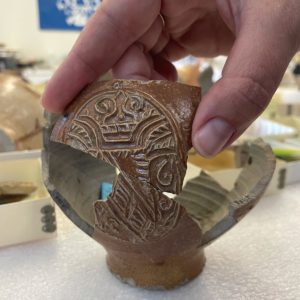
(51, 79, 204, 289)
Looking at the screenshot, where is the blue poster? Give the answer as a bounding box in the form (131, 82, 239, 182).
(38, 0, 102, 31)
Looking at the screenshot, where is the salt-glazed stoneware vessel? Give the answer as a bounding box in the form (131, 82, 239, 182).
(43, 79, 275, 290)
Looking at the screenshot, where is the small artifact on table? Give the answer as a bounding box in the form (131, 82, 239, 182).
(44, 79, 275, 289)
(0, 181, 37, 195)
(0, 181, 37, 204)
(0, 74, 44, 152)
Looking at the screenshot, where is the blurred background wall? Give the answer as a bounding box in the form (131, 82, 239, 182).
(0, 0, 79, 60)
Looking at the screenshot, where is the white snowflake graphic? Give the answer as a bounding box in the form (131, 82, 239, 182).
(56, 0, 102, 27)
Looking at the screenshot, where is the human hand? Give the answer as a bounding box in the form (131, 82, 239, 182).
(42, 0, 300, 157)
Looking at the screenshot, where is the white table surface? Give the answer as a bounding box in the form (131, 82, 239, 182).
(1, 184, 300, 300)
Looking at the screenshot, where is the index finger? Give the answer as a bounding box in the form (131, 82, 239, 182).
(42, 0, 160, 112)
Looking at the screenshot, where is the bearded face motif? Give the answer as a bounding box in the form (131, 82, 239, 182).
(57, 81, 187, 194)
(51, 80, 197, 243)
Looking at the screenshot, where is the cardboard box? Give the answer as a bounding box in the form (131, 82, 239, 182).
(0, 150, 56, 248)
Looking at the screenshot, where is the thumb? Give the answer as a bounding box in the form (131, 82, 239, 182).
(192, 1, 300, 158)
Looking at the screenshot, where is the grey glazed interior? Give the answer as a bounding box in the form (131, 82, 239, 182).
(43, 113, 115, 236)
(44, 141, 115, 230)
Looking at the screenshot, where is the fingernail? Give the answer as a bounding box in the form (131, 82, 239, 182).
(193, 118, 235, 158)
